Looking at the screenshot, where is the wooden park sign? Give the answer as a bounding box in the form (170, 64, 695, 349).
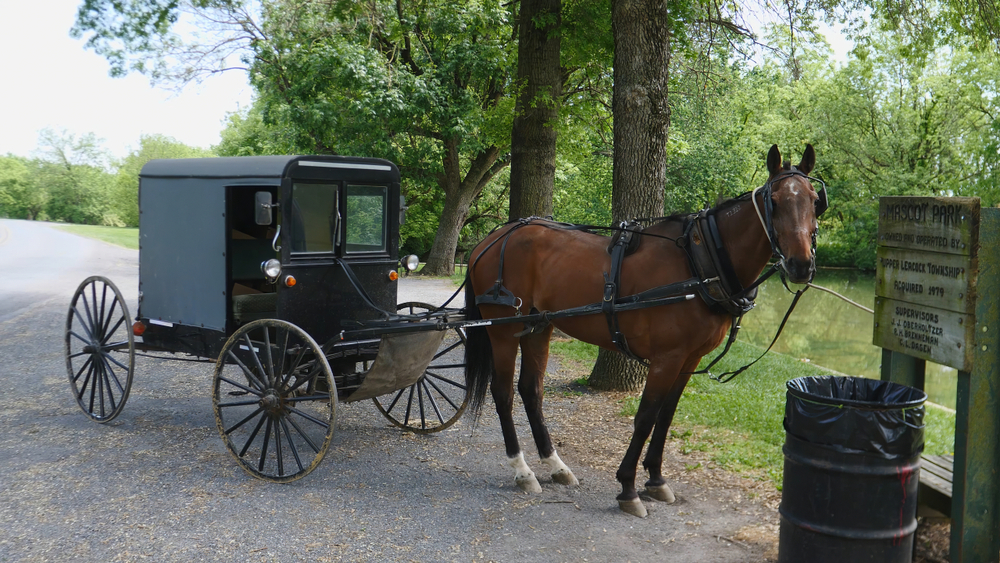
(874, 195, 1000, 563)
(873, 197, 980, 371)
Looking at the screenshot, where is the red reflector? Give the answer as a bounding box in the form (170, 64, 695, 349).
(132, 321, 146, 336)
(388, 270, 399, 281)
(284, 275, 297, 287)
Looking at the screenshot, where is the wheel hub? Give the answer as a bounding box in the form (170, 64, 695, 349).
(261, 392, 283, 414)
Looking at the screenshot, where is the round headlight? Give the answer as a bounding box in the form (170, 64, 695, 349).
(261, 258, 282, 279)
(403, 254, 420, 272)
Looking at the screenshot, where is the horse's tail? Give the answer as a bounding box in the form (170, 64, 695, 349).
(464, 269, 494, 419)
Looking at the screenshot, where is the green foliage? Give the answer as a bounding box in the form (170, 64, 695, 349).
(0, 155, 45, 220)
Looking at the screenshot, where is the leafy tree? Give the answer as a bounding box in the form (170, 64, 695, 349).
(0, 156, 46, 220)
(33, 128, 118, 225)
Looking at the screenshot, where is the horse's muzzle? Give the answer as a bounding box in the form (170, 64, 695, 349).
(783, 256, 816, 284)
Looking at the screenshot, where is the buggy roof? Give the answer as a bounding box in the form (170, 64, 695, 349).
(139, 155, 398, 180)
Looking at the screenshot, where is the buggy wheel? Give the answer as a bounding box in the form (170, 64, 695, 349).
(213, 319, 336, 482)
(65, 276, 135, 423)
(373, 303, 468, 434)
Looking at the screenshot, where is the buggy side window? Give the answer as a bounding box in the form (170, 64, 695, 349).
(345, 184, 387, 253)
(290, 183, 339, 253)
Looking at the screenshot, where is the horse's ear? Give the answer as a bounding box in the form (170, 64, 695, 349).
(767, 145, 782, 177)
(798, 144, 816, 175)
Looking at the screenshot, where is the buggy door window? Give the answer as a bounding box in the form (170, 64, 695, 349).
(290, 183, 339, 254)
(344, 184, 387, 253)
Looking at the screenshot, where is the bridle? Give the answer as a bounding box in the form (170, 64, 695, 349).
(751, 169, 829, 277)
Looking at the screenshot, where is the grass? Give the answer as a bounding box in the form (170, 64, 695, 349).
(56, 224, 139, 250)
(549, 338, 956, 487)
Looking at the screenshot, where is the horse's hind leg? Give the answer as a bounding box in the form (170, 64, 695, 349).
(518, 327, 579, 487)
(489, 333, 542, 493)
(642, 369, 694, 504)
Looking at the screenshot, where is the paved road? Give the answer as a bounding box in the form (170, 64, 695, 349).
(0, 219, 772, 562)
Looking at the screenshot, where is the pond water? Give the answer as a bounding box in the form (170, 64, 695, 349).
(737, 269, 958, 409)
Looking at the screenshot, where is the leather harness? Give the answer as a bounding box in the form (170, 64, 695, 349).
(471, 172, 827, 365)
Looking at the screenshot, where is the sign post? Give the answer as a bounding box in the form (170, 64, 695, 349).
(875, 196, 1000, 562)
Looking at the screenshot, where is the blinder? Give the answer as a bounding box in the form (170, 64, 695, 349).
(815, 186, 829, 217)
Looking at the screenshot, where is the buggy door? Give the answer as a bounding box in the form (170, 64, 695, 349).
(277, 177, 398, 345)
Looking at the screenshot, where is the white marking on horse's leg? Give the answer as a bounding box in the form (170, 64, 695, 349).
(540, 451, 579, 486)
(645, 482, 676, 503)
(618, 497, 648, 518)
(508, 452, 542, 493)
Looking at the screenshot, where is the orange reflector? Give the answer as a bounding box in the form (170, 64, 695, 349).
(388, 270, 399, 281)
(284, 275, 297, 287)
(132, 321, 146, 336)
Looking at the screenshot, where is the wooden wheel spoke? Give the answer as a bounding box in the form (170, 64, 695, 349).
(243, 334, 270, 387)
(432, 339, 463, 361)
(70, 308, 95, 341)
(279, 418, 306, 472)
(224, 407, 265, 435)
(99, 316, 126, 346)
(97, 353, 126, 395)
(257, 417, 273, 471)
(423, 374, 462, 411)
(424, 370, 467, 391)
(420, 380, 446, 425)
(225, 349, 266, 391)
(286, 405, 331, 429)
(284, 412, 323, 454)
(239, 415, 268, 458)
(218, 374, 264, 397)
(382, 388, 407, 413)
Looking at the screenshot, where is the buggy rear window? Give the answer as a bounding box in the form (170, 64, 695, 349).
(345, 185, 387, 253)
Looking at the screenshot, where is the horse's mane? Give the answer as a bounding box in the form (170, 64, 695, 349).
(648, 191, 755, 228)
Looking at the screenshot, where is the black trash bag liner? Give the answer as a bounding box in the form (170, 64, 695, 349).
(784, 375, 926, 459)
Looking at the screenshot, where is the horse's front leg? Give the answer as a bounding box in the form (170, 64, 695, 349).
(615, 361, 679, 517)
(489, 334, 542, 493)
(518, 328, 579, 487)
(642, 364, 696, 503)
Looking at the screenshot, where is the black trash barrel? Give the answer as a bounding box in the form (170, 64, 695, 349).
(778, 375, 926, 563)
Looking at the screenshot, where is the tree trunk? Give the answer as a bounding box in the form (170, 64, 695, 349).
(508, 0, 561, 222)
(421, 141, 508, 276)
(589, 0, 671, 392)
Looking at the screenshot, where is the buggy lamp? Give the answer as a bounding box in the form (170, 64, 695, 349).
(261, 259, 282, 282)
(132, 321, 146, 336)
(402, 254, 420, 272)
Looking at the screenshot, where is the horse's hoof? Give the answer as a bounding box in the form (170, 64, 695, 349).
(552, 468, 579, 486)
(618, 498, 648, 518)
(645, 483, 676, 503)
(516, 475, 542, 493)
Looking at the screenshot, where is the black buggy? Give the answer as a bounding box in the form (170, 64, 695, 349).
(64, 155, 468, 482)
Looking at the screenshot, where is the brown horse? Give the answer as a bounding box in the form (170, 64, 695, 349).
(464, 145, 825, 517)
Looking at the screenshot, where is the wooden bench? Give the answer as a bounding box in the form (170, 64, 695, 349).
(919, 454, 954, 517)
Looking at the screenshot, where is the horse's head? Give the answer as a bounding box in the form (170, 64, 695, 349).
(757, 144, 827, 284)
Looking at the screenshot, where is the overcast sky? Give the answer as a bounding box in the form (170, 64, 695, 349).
(0, 0, 253, 160)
